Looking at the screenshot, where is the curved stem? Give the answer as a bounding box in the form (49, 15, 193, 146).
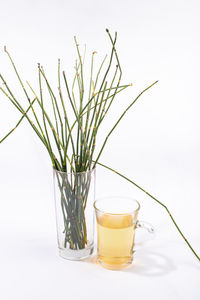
(96, 161, 200, 261)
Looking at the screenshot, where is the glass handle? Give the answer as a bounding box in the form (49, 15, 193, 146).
(136, 220, 155, 234)
(134, 220, 155, 250)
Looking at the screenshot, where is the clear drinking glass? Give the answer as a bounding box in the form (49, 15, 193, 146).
(94, 196, 154, 270)
(53, 168, 96, 260)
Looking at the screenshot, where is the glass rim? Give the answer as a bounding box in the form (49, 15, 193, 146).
(94, 196, 140, 216)
(53, 166, 96, 175)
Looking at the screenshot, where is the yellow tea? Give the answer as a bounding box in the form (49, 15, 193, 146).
(97, 214, 135, 269)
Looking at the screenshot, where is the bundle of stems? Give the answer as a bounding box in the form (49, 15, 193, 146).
(0, 30, 199, 260)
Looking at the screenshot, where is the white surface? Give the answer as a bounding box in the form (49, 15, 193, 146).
(0, 0, 200, 299)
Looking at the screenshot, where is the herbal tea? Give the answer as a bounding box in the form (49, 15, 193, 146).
(97, 214, 136, 269)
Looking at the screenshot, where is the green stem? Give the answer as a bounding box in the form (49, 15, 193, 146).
(0, 98, 36, 144)
(94, 80, 158, 166)
(85, 34, 117, 148)
(38, 64, 54, 160)
(96, 161, 200, 261)
(39, 67, 65, 146)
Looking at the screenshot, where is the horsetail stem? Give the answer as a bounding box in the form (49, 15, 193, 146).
(94, 80, 158, 166)
(96, 161, 200, 261)
(0, 98, 36, 144)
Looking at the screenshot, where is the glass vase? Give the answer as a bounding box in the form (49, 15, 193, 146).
(53, 168, 96, 260)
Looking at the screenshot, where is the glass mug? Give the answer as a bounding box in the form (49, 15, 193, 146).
(94, 197, 154, 270)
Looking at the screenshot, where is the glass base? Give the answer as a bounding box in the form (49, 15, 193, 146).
(97, 257, 133, 270)
(59, 244, 94, 261)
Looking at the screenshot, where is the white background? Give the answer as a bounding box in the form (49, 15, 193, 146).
(0, 0, 200, 299)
